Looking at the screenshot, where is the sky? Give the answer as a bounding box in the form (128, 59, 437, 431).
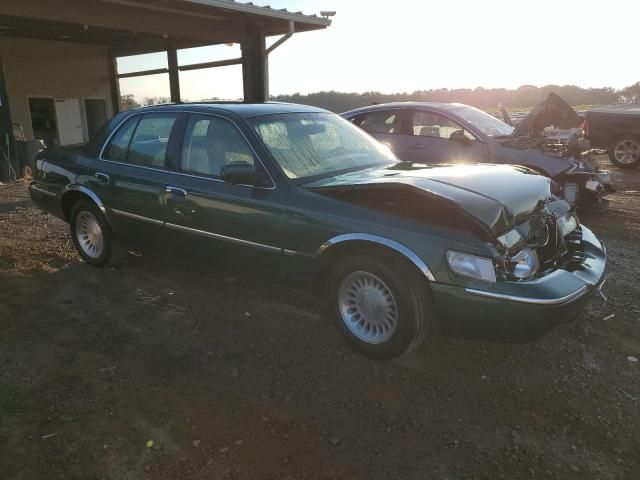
(118, 0, 639, 102)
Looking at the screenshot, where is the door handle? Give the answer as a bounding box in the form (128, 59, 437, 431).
(409, 144, 427, 150)
(165, 186, 188, 197)
(94, 172, 110, 183)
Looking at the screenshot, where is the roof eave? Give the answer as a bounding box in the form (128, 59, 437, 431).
(185, 0, 332, 28)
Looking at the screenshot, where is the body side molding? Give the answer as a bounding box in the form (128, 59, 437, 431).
(316, 233, 436, 282)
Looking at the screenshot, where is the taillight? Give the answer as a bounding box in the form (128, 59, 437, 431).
(581, 119, 590, 139)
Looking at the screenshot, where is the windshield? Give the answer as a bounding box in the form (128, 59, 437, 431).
(250, 112, 396, 180)
(453, 106, 515, 137)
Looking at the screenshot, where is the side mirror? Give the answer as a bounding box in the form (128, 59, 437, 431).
(450, 129, 473, 146)
(220, 161, 258, 186)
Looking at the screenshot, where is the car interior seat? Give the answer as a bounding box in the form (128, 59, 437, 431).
(419, 126, 440, 137)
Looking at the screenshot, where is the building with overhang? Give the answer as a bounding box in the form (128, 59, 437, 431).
(0, 0, 331, 178)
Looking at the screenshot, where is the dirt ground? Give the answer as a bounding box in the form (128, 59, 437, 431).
(1, 155, 639, 480)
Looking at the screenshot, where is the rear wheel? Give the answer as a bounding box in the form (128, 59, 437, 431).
(327, 250, 432, 359)
(609, 136, 640, 169)
(70, 200, 126, 267)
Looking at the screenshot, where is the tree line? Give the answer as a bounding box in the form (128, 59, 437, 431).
(272, 83, 640, 113)
(121, 82, 640, 113)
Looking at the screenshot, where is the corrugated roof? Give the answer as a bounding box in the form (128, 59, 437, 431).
(186, 0, 332, 27)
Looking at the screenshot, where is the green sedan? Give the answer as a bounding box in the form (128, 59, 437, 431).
(29, 103, 607, 359)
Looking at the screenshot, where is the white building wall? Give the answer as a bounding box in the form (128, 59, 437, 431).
(0, 37, 113, 141)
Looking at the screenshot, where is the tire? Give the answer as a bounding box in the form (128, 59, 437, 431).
(69, 200, 126, 267)
(327, 249, 432, 359)
(608, 136, 640, 169)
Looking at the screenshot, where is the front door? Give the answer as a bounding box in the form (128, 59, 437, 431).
(162, 113, 286, 272)
(54, 98, 84, 145)
(403, 109, 489, 164)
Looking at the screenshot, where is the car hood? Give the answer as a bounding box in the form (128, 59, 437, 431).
(305, 162, 556, 235)
(512, 93, 581, 138)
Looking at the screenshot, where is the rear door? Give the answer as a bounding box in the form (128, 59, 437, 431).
(89, 112, 183, 248)
(161, 112, 287, 271)
(404, 109, 489, 164)
(350, 109, 410, 159)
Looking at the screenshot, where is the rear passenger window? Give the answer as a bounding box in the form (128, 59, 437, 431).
(354, 110, 399, 134)
(128, 115, 177, 167)
(181, 115, 255, 178)
(103, 116, 139, 161)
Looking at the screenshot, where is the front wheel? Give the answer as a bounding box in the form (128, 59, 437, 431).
(328, 250, 432, 359)
(609, 136, 640, 169)
(70, 200, 125, 267)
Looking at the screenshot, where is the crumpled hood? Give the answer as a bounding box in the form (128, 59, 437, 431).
(512, 93, 581, 138)
(305, 163, 556, 234)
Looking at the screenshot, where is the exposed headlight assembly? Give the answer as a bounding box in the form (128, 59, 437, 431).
(497, 228, 524, 250)
(557, 214, 578, 237)
(508, 248, 540, 280)
(446, 251, 497, 283)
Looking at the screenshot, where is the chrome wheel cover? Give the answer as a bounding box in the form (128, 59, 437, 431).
(338, 271, 398, 344)
(614, 139, 640, 164)
(75, 211, 104, 259)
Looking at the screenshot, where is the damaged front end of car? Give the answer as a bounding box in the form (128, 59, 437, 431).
(307, 163, 607, 342)
(501, 93, 614, 208)
(492, 199, 589, 282)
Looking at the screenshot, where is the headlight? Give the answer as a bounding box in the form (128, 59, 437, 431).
(509, 248, 540, 280)
(446, 251, 496, 283)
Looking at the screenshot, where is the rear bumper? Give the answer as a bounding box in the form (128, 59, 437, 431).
(432, 225, 607, 342)
(29, 183, 65, 220)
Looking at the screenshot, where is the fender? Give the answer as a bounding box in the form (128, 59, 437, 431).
(60, 184, 111, 223)
(316, 233, 436, 282)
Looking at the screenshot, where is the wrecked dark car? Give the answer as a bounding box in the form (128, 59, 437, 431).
(29, 103, 606, 359)
(342, 94, 612, 207)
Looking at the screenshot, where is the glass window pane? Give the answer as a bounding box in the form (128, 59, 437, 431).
(356, 111, 399, 134)
(181, 115, 255, 178)
(128, 115, 177, 167)
(411, 111, 473, 140)
(103, 116, 139, 161)
(251, 113, 395, 180)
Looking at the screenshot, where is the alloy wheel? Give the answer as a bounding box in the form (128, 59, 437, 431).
(338, 271, 398, 344)
(75, 211, 104, 259)
(614, 139, 640, 165)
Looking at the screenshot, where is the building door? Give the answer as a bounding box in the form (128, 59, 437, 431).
(28, 97, 57, 147)
(54, 98, 84, 145)
(85, 98, 107, 140)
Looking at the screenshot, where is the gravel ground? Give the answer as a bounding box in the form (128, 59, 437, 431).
(1, 156, 639, 479)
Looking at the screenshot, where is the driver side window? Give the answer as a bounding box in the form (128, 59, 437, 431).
(181, 115, 255, 178)
(411, 110, 475, 141)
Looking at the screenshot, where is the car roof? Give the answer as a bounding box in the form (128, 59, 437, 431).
(130, 102, 331, 118)
(341, 102, 471, 116)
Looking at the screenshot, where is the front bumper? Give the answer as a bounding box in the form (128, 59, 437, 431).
(432, 225, 607, 342)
